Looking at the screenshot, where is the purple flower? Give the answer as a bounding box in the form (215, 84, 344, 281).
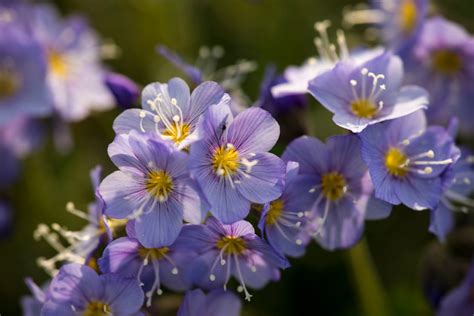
(114, 77, 229, 149)
(189, 103, 285, 223)
(42, 263, 144, 316)
(0, 200, 12, 238)
(31, 4, 114, 121)
(345, 0, 428, 55)
(99, 132, 208, 248)
(105, 72, 140, 109)
(309, 52, 428, 133)
(437, 261, 474, 316)
(21, 278, 49, 316)
(177, 289, 242, 316)
(283, 134, 392, 250)
(409, 17, 474, 135)
(271, 20, 383, 98)
(0, 115, 44, 158)
(0, 23, 51, 126)
(179, 217, 289, 301)
(359, 110, 460, 210)
(255, 65, 307, 116)
(258, 161, 314, 257)
(158, 45, 203, 84)
(98, 222, 194, 307)
(0, 143, 19, 189)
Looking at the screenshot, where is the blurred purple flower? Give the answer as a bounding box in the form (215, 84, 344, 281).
(105, 72, 140, 109)
(189, 103, 285, 224)
(359, 110, 460, 210)
(0, 200, 12, 238)
(309, 52, 428, 133)
(283, 134, 392, 250)
(179, 217, 289, 301)
(21, 278, 49, 316)
(42, 263, 144, 316)
(177, 289, 242, 316)
(437, 261, 474, 316)
(0, 115, 44, 158)
(99, 132, 208, 248)
(114, 77, 229, 150)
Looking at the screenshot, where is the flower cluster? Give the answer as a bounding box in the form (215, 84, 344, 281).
(22, 0, 474, 315)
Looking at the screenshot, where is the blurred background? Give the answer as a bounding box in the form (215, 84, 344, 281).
(1, 0, 473, 315)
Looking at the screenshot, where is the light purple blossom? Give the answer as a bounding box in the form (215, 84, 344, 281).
(177, 289, 242, 316)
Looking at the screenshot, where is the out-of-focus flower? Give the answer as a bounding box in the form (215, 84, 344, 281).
(99, 222, 194, 307)
(42, 263, 144, 316)
(344, 0, 428, 55)
(255, 65, 307, 117)
(283, 134, 391, 250)
(114, 77, 229, 150)
(258, 161, 313, 257)
(34, 166, 125, 275)
(0, 200, 12, 238)
(21, 278, 49, 316)
(409, 17, 474, 135)
(271, 20, 383, 98)
(31, 4, 114, 122)
(177, 289, 242, 316)
(437, 260, 474, 316)
(99, 132, 208, 248)
(309, 52, 428, 133)
(179, 217, 289, 301)
(189, 103, 285, 224)
(0, 115, 44, 158)
(0, 144, 19, 189)
(359, 110, 460, 210)
(0, 23, 51, 126)
(105, 72, 140, 109)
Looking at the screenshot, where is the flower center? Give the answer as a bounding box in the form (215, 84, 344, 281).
(212, 145, 240, 176)
(385, 147, 409, 177)
(163, 123, 191, 144)
(145, 170, 173, 201)
(48, 51, 68, 77)
(265, 199, 284, 225)
(0, 68, 20, 99)
(351, 99, 378, 119)
(138, 246, 170, 260)
(216, 235, 246, 255)
(321, 172, 347, 201)
(83, 301, 111, 316)
(399, 0, 417, 34)
(431, 50, 462, 75)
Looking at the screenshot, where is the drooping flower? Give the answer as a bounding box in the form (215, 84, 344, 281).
(114, 77, 229, 149)
(30, 4, 114, 122)
(177, 289, 242, 316)
(99, 132, 208, 248)
(308, 51, 428, 133)
(98, 222, 194, 307)
(105, 72, 140, 109)
(437, 261, 474, 316)
(282, 134, 392, 250)
(408, 17, 474, 135)
(41, 263, 144, 316)
(0, 22, 51, 126)
(34, 166, 125, 275)
(189, 103, 285, 223)
(344, 0, 428, 56)
(258, 161, 314, 257)
(271, 20, 383, 98)
(359, 110, 460, 210)
(179, 217, 289, 301)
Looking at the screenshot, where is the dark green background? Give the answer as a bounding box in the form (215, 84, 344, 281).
(1, 0, 473, 315)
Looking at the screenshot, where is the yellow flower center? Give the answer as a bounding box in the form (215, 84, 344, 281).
(321, 172, 347, 201)
(138, 246, 170, 260)
(385, 147, 409, 177)
(351, 99, 378, 119)
(400, 0, 418, 34)
(83, 301, 111, 316)
(265, 199, 284, 225)
(431, 50, 462, 75)
(48, 51, 68, 77)
(163, 123, 191, 144)
(0, 69, 20, 99)
(145, 170, 173, 201)
(216, 235, 246, 255)
(212, 145, 240, 176)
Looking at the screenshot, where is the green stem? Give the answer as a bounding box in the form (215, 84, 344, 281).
(347, 238, 391, 316)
